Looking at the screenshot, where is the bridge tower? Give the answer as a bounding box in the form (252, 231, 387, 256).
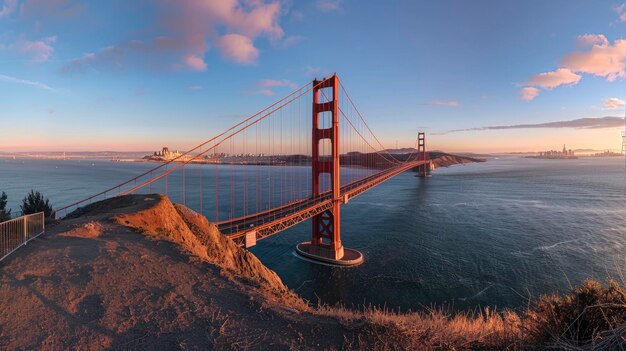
(417, 132, 430, 177)
(296, 74, 363, 266)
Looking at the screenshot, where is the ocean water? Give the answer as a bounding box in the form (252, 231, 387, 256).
(1, 156, 625, 311)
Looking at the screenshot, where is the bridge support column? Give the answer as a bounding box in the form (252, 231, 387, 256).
(296, 74, 363, 266)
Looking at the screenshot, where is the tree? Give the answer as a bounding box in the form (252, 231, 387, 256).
(0, 192, 11, 222)
(20, 190, 53, 218)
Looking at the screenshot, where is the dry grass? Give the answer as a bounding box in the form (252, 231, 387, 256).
(315, 303, 523, 349)
(312, 279, 626, 350)
(523, 279, 626, 350)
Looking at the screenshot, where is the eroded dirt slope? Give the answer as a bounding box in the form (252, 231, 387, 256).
(0, 195, 360, 350)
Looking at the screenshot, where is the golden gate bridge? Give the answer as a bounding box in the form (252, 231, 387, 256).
(54, 74, 433, 266)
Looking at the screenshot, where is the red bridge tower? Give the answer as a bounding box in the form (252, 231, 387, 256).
(296, 74, 364, 266)
(418, 132, 430, 177)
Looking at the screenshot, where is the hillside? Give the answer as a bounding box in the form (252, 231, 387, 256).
(1, 195, 623, 350)
(428, 151, 486, 168)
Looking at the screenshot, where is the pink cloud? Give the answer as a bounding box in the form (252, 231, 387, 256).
(0, 0, 17, 18)
(247, 78, 298, 96)
(561, 39, 626, 82)
(20, 0, 83, 19)
(527, 68, 582, 90)
(614, 3, 626, 22)
(603, 97, 625, 109)
(419, 100, 460, 107)
(184, 54, 207, 71)
(217, 34, 259, 64)
(12, 36, 56, 62)
(520, 87, 540, 101)
(576, 34, 608, 47)
(258, 79, 298, 89)
(291, 10, 304, 21)
(276, 35, 305, 48)
(61, 0, 285, 72)
(304, 65, 329, 78)
(62, 41, 146, 73)
(521, 36, 625, 101)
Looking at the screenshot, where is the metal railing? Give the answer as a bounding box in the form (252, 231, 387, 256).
(0, 212, 45, 262)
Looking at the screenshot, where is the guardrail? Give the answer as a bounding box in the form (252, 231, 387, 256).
(0, 212, 45, 262)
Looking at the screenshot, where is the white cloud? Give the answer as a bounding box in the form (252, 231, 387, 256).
(0, 74, 59, 92)
(603, 97, 625, 109)
(419, 100, 460, 107)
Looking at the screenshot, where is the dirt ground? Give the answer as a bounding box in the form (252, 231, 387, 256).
(0, 195, 377, 350)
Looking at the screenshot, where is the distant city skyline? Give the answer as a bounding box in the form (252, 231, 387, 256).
(0, 0, 625, 153)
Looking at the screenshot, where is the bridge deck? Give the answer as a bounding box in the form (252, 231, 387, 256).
(219, 160, 427, 245)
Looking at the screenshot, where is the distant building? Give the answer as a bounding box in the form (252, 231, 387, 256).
(535, 144, 576, 159)
(153, 147, 181, 159)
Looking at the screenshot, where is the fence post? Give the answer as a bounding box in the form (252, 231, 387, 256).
(23, 215, 28, 244)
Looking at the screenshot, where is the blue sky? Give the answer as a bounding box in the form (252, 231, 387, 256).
(0, 0, 624, 152)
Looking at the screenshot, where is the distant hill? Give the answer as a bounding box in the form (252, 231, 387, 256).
(382, 147, 417, 154)
(573, 149, 603, 154)
(428, 152, 486, 168)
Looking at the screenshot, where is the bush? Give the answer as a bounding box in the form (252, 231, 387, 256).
(20, 190, 53, 218)
(0, 191, 11, 222)
(523, 279, 626, 348)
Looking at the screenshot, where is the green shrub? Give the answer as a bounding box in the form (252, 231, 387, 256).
(0, 191, 11, 222)
(20, 190, 53, 218)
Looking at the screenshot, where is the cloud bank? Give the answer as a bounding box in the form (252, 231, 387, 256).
(436, 116, 625, 135)
(60, 0, 289, 73)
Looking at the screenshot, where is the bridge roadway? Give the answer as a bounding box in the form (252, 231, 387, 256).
(218, 160, 428, 246)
